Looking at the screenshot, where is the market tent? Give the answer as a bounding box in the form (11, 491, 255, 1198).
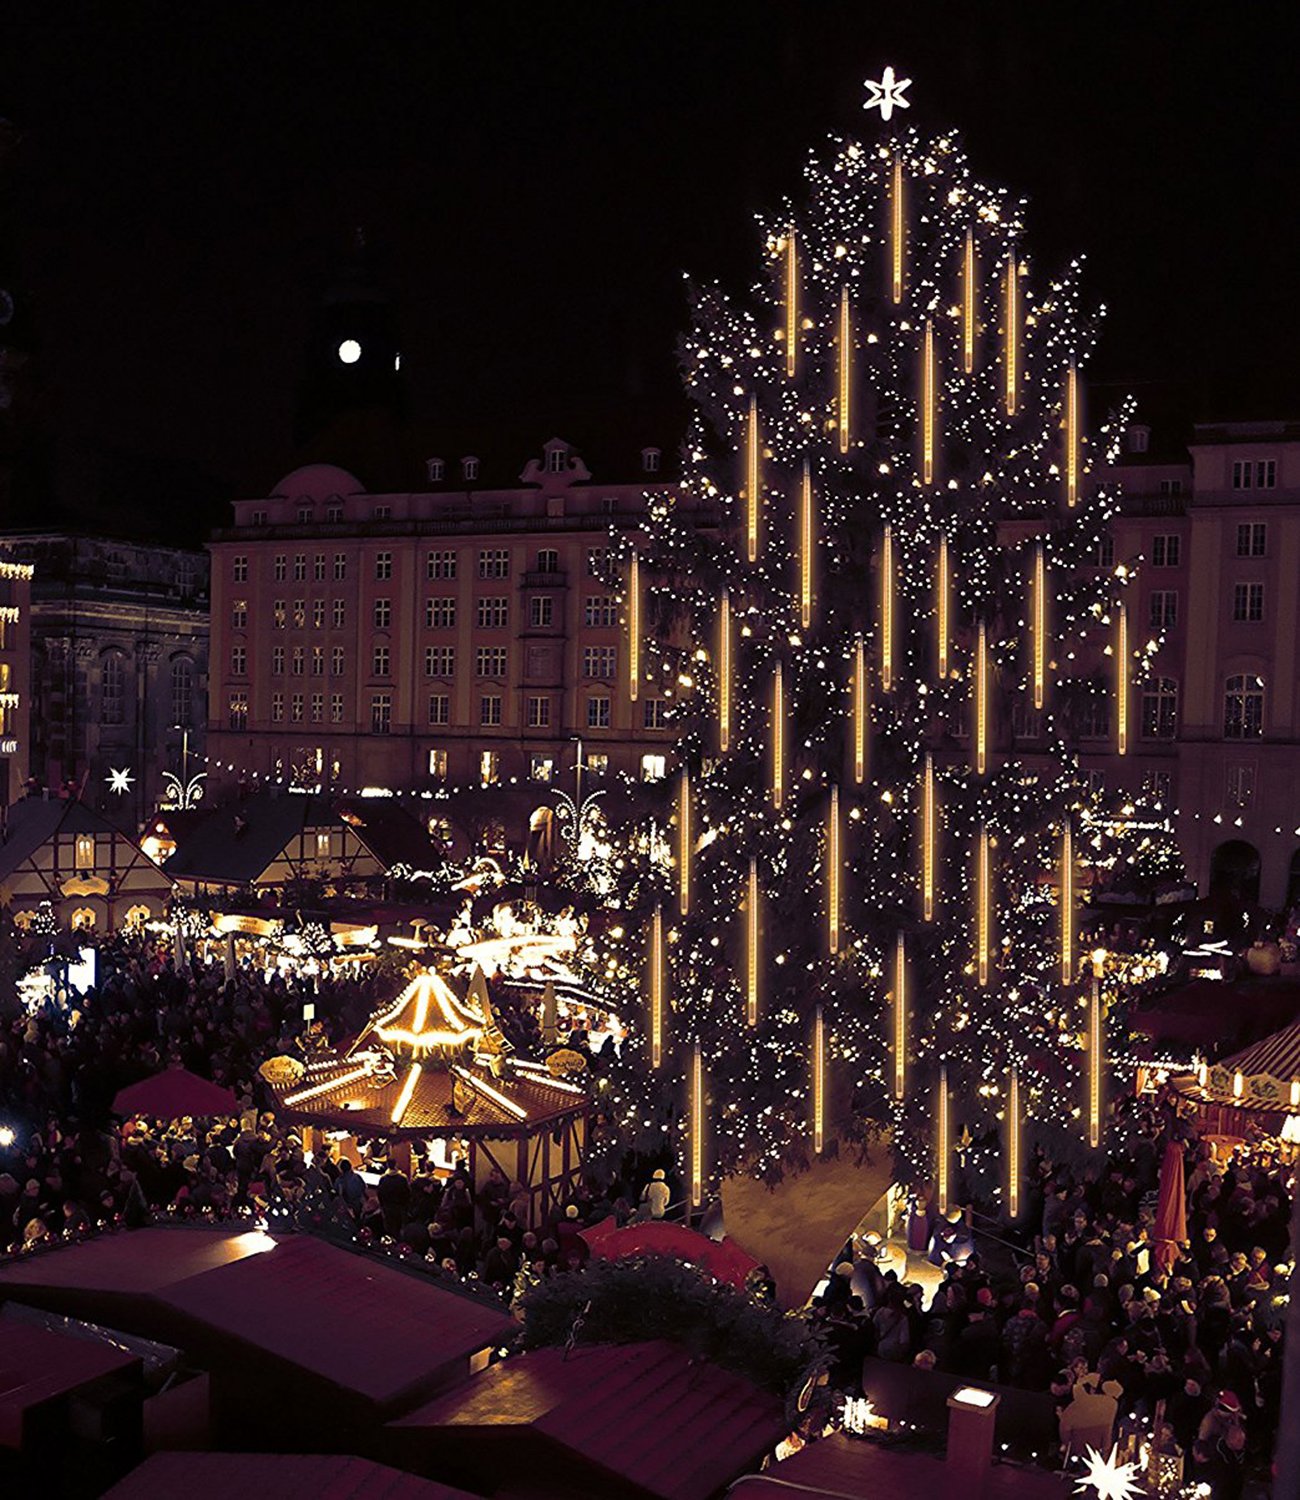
(104, 1452, 480, 1500)
(1152, 1140, 1188, 1276)
(579, 1217, 760, 1288)
(112, 1067, 240, 1120)
(1131, 977, 1300, 1052)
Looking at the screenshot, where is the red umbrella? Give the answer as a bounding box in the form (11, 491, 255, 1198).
(112, 1067, 240, 1121)
(1152, 1139, 1188, 1276)
(578, 1216, 761, 1288)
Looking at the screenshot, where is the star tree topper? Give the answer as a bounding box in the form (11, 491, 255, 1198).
(1074, 1446, 1143, 1500)
(106, 767, 135, 795)
(863, 65, 912, 122)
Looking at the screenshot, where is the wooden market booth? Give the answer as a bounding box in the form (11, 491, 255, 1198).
(1173, 1017, 1300, 1142)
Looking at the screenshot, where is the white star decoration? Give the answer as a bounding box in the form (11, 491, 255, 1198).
(1075, 1445, 1143, 1500)
(106, 767, 135, 795)
(863, 65, 912, 123)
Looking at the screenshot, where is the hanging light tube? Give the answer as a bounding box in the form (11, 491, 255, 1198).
(813, 1006, 826, 1154)
(975, 621, 989, 775)
(628, 549, 641, 704)
(922, 318, 936, 484)
(838, 288, 852, 454)
(800, 458, 813, 630)
(390, 1062, 422, 1127)
(718, 590, 732, 754)
(891, 156, 904, 304)
(771, 660, 785, 809)
(1060, 821, 1075, 986)
(937, 1065, 950, 1214)
(853, 635, 867, 784)
(1004, 251, 1018, 416)
(937, 534, 950, 679)
(746, 397, 760, 563)
(921, 753, 935, 922)
(785, 231, 798, 378)
(678, 766, 691, 917)
(691, 1042, 704, 1208)
(1116, 603, 1129, 755)
(893, 932, 907, 1100)
(1033, 543, 1046, 711)
(1089, 951, 1105, 1149)
(881, 523, 895, 692)
(1007, 1066, 1021, 1218)
(977, 823, 991, 987)
(747, 857, 759, 1026)
(963, 228, 976, 374)
(1065, 362, 1079, 507)
(828, 784, 841, 955)
(650, 905, 664, 1069)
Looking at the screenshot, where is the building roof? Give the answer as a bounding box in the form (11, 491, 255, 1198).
(390, 1340, 787, 1500)
(338, 798, 445, 873)
(0, 1321, 141, 1448)
(0, 797, 164, 884)
(104, 1452, 479, 1500)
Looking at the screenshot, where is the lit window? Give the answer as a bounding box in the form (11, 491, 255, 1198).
(479, 750, 499, 785)
(330, 693, 344, 724)
(331, 647, 345, 675)
(274, 599, 286, 629)
(641, 753, 667, 782)
(316, 832, 331, 859)
(310, 693, 323, 723)
(428, 748, 448, 779)
(74, 834, 94, 870)
(586, 752, 609, 776)
(70, 907, 96, 932)
(1233, 582, 1264, 622)
(531, 755, 555, 781)
(1223, 674, 1264, 739)
(332, 599, 345, 628)
(311, 647, 324, 676)
(291, 693, 304, 722)
(228, 692, 248, 730)
(293, 600, 306, 627)
(1141, 677, 1178, 739)
(313, 600, 326, 628)
(272, 693, 285, 722)
(292, 647, 304, 675)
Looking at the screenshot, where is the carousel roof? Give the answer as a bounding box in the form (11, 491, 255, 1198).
(1177, 1017, 1300, 1115)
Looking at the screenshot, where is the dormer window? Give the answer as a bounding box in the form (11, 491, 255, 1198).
(297, 506, 313, 523)
(251, 509, 268, 526)
(325, 504, 343, 522)
(373, 504, 392, 520)
(462, 457, 479, 482)
(642, 446, 662, 474)
(427, 458, 445, 483)
(546, 449, 567, 475)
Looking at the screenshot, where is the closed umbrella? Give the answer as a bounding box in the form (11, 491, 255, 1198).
(1152, 1139, 1187, 1276)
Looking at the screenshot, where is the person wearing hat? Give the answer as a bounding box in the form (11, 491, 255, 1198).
(640, 1168, 670, 1220)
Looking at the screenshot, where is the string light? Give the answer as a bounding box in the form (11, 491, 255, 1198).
(852, 635, 868, 784)
(284, 1064, 371, 1107)
(718, 589, 732, 753)
(691, 1042, 705, 1208)
(678, 766, 691, 917)
(976, 822, 991, 987)
(813, 1005, 826, 1154)
(1033, 543, 1046, 711)
(771, 660, 785, 809)
(785, 230, 798, 378)
(881, 523, 895, 693)
(936, 533, 950, 679)
(921, 752, 936, 922)
(650, 905, 664, 1070)
(962, 227, 976, 373)
(1060, 821, 1075, 986)
(800, 457, 814, 629)
(628, 549, 641, 704)
(922, 318, 936, 484)
(1004, 250, 1018, 416)
(891, 155, 904, 304)
(1089, 949, 1105, 1149)
(893, 932, 907, 1100)
(838, 287, 852, 453)
(390, 1062, 421, 1126)
(828, 783, 841, 954)
(746, 395, 760, 563)
(747, 857, 760, 1026)
(1007, 1066, 1020, 1218)
(1065, 361, 1079, 507)
(937, 1065, 950, 1214)
(974, 620, 989, 775)
(1116, 603, 1128, 755)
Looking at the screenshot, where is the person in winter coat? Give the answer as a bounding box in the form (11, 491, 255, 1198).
(640, 1168, 670, 1220)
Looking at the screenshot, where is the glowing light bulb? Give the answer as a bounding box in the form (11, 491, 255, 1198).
(628, 549, 641, 704)
(976, 822, 991, 987)
(678, 766, 691, 917)
(838, 288, 852, 454)
(936, 533, 950, 679)
(771, 661, 785, 809)
(962, 227, 976, 374)
(922, 318, 937, 484)
(891, 156, 904, 304)
(785, 231, 798, 378)
(746, 396, 760, 563)
(828, 784, 841, 954)
(881, 523, 895, 693)
(813, 1006, 825, 1154)
(800, 458, 814, 630)
(921, 753, 936, 922)
(718, 590, 732, 753)
(893, 932, 907, 1100)
(1004, 251, 1018, 416)
(853, 635, 868, 784)
(1116, 603, 1128, 755)
(747, 857, 760, 1026)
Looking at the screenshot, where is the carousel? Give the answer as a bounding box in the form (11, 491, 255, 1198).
(263, 965, 591, 1228)
(1174, 1019, 1300, 1147)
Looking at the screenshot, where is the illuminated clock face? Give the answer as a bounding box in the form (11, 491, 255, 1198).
(0, 290, 13, 327)
(337, 338, 361, 365)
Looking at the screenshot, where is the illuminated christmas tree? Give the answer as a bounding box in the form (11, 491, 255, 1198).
(604, 73, 1179, 1207)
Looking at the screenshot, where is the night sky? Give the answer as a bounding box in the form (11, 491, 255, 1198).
(3, 3, 1299, 543)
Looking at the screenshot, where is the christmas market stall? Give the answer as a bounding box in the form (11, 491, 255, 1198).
(264, 966, 591, 1228)
(1174, 1018, 1300, 1142)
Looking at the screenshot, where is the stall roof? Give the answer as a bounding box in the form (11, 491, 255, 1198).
(1131, 976, 1300, 1051)
(104, 1452, 480, 1500)
(390, 1340, 787, 1500)
(0, 1322, 141, 1448)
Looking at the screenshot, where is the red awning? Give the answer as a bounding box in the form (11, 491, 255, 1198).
(112, 1068, 240, 1120)
(579, 1216, 760, 1287)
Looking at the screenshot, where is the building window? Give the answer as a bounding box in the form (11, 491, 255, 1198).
(1236, 522, 1267, 557)
(273, 599, 286, 629)
(586, 546, 610, 577)
(545, 449, 566, 474)
(293, 554, 307, 581)
(1141, 676, 1178, 739)
(1224, 674, 1265, 739)
(274, 554, 287, 581)
(527, 695, 551, 727)
(1090, 536, 1114, 569)
(102, 654, 125, 725)
(427, 550, 457, 579)
(531, 755, 555, 782)
(427, 458, 445, 483)
(529, 596, 554, 627)
(293, 600, 306, 628)
(230, 645, 247, 676)
(330, 693, 344, 724)
(292, 647, 304, 676)
(370, 694, 392, 734)
(334, 553, 348, 580)
(585, 595, 617, 627)
(1079, 693, 1111, 739)
(315, 831, 331, 859)
(314, 554, 327, 581)
(310, 693, 324, 723)
(587, 696, 611, 729)
(171, 658, 193, 727)
(1149, 591, 1178, 629)
(331, 646, 345, 675)
(583, 646, 617, 679)
(1159, 478, 1183, 496)
(272, 646, 285, 675)
(641, 753, 667, 782)
(326, 505, 342, 523)
(231, 600, 248, 629)
(233, 555, 249, 582)
(537, 548, 560, 573)
(477, 597, 508, 628)
(332, 599, 345, 628)
(372, 646, 391, 677)
(475, 647, 507, 678)
(425, 646, 455, 678)
(427, 598, 456, 628)
(1226, 764, 1256, 809)
(229, 691, 248, 730)
(428, 693, 450, 725)
(1232, 459, 1276, 490)
(272, 693, 285, 722)
(74, 834, 95, 871)
(1233, 582, 1265, 622)
(311, 647, 324, 676)
(643, 698, 668, 729)
(291, 693, 304, 722)
(373, 598, 392, 628)
(479, 749, 499, 785)
(643, 447, 661, 474)
(1151, 534, 1181, 568)
(463, 457, 480, 481)
(373, 504, 391, 521)
(313, 599, 326, 629)
(480, 694, 503, 727)
(375, 551, 393, 580)
(587, 752, 609, 776)
(429, 748, 448, 779)
(1011, 698, 1042, 740)
(250, 510, 267, 526)
(297, 506, 312, 524)
(1085, 770, 1106, 799)
(478, 548, 510, 578)
(602, 497, 617, 516)
(1143, 770, 1171, 807)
